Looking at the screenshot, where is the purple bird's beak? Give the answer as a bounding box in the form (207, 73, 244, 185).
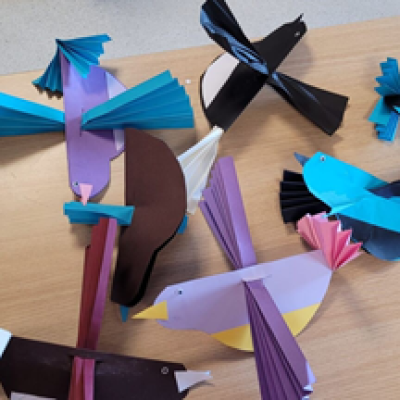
(79, 183, 93, 205)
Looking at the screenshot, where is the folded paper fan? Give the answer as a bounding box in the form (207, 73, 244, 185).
(81, 71, 194, 131)
(280, 170, 330, 223)
(369, 58, 400, 142)
(33, 34, 111, 93)
(0, 92, 64, 136)
(177, 126, 224, 214)
(200, 0, 348, 134)
(297, 213, 362, 271)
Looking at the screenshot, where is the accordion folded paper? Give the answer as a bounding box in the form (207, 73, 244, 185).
(177, 126, 224, 214)
(200, 0, 348, 134)
(280, 151, 400, 261)
(81, 71, 194, 131)
(64, 202, 134, 226)
(112, 128, 187, 307)
(0, 92, 64, 136)
(134, 158, 362, 399)
(369, 58, 400, 142)
(33, 35, 111, 93)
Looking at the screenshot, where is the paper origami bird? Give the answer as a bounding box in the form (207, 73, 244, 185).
(0, 213, 211, 400)
(134, 157, 361, 399)
(199, 0, 348, 134)
(369, 58, 400, 141)
(280, 151, 400, 261)
(0, 35, 194, 203)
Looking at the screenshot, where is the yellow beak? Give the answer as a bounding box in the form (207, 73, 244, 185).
(132, 301, 169, 320)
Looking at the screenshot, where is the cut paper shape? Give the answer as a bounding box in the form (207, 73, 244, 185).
(81, 70, 194, 131)
(200, 0, 348, 134)
(120, 306, 130, 323)
(136, 158, 374, 398)
(33, 34, 111, 93)
(0, 329, 12, 358)
(64, 202, 134, 226)
(112, 128, 186, 307)
(133, 301, 169, 321)
(369, 58, 400, 142)
(177, 216, 188, 234)
(11, 394, 55, 400)
(174, 371, 212, 393)
(0, 92, 64, 136)
(287, 151, 400, 261)
(79, 183, 93, 205)
(177, 126, 224, 214)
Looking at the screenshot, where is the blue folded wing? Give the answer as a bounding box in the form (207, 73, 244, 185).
(64, 202, 134, 226)
(369, 58, 400, 142)
(33, 34, 111, 93)
(81, 70, 194, 131)
(0, 92, 65, 136)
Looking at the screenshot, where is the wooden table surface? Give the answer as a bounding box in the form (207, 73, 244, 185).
(1, 16, 400, 400)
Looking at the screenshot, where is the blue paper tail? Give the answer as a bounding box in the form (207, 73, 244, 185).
(177, 215, 188, 234)
(376, 111, 399, 142)
(80, 70, 194, 131)
(33, 34, 111, 93)
(120, 305, 130, 322)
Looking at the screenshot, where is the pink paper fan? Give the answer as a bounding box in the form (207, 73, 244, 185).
(297, 213, 362, 270)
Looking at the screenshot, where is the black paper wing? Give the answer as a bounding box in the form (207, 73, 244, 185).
(280, 170, 330, 223)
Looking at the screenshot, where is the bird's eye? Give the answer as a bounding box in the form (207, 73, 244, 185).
(320, 155, 326, 162)
(161, 367, 169, 375)
(176, 289, 183, 295)
(73, 181, 79, 187)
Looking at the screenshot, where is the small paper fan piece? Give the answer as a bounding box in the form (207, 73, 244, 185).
(280, 170, 330, 223)
(369, 58, 400, 142)
(297, 213, 362, 270)
(33, 34, 111, 93)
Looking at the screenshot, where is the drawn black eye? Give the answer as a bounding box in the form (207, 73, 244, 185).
(73, 181, 79, 187)
(177, 289, 183, 295)
(320, 155, 326, 162)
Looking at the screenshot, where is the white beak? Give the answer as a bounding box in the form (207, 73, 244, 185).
(174, 370, 213, 393)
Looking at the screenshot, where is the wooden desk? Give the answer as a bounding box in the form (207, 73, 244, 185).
(1, 16, 400, 400)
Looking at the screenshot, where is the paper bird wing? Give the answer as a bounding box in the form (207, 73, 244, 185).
(60, 51, 126, 199)
(280, 169, 330, 223)
(0, 92, 64, 137)
(0, 336, 188, 400)
(201, 0, 269, 75)
(200, 156, 257, 269)
(81, 71, 194, 131)
(245, 280, 314, 399)
(112, 128, 187, 307)
(200, 11, 306, 131)
(33, 34, 111, 93)
(266, 72, 349, 135)
(177, 127, 224, 214)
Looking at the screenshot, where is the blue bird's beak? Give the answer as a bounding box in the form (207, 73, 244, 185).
(294, 152, 310, 166)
